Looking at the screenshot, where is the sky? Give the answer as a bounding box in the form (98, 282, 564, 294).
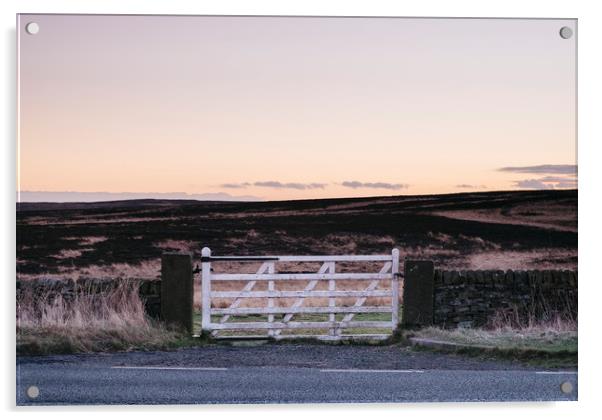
(18, 15, 577, 202)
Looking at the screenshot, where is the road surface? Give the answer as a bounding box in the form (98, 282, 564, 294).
(16, 343, 577, 405)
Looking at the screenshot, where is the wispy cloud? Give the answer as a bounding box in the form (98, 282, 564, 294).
(219, 183, 252, 189)
(254, 181, 327, 190)
(18, 191, 263, 203)
(341, 181, 409, 190)
(513, 179, 551, 190)
(538, 176, 576, 183)
(513, 177, 577, 190)
(455, 184, 487, 189)
(498, 164, 577, 190)
(220, 181, 326, 190)
(498, 164, 577, 175)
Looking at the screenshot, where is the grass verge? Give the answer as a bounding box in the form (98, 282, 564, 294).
(17, 281, 201, 356)
(408, 321, 577, 368)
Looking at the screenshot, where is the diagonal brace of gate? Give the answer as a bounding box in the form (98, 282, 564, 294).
(335, 261, 392, 334)
(211, 262, 272, 336)
(272, 262, 332, 336)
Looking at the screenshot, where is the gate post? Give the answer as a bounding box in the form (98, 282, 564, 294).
(391, 248, 400, 328)
(161, 252, 194, 333)
(201, 247, 212, 333)
(402, 260, 434, 327)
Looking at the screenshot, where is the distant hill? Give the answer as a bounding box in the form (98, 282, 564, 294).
(16, 189, 577, 213)
(16, 199, 212, 212)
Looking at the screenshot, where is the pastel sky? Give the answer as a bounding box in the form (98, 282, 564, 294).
(18, 15, 577, 202)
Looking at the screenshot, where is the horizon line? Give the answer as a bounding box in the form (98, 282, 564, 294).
(16, 188, 578, 205)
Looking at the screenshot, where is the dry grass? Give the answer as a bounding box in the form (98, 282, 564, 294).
(412, 308, 577, 368)
(200, 280, 398, 310)
(413, 317, 577, 355)
(62, 236, 108, 245)
(466, 248, 577, 270)
(432, 203, 577, 233)
(224, 232, 395, 256)
(19, 260, 160, 281)
(154, 240, 197, 253)
(25, 216, 179, 226)
(56, 260, 162, 280)
(79, 236, 108, 245)
(17, 281, 185, 355)
(399, 245, 462, 259)
(50, 248, 94, 260)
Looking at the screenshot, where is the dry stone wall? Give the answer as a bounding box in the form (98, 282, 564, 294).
(433, 269, 577, 328)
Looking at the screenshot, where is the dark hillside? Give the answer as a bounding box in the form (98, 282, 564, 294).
(16, 189, 577, 278)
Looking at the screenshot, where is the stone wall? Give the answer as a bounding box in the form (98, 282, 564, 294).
(16, 278, 162, 318)
(137, 279, 162, 318)
(433, 270, 577, 328)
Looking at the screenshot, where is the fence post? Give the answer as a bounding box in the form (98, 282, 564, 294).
(391, 249, 400, 329)
(161, 252, 194, 333)
(402, 260, 434, 327)
(201, 247, 212, 333)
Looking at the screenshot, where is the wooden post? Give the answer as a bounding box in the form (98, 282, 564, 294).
(391, 248, 400, 329)
(402, 260, 435, 327)
(201, 247, 212, 333)
(161, 252, 193, 333)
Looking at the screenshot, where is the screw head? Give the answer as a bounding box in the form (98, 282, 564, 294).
(26, 385, 40, 399)
(560, 381, 573, 394)
(559, 26, 573, 39)
(25, 22, 39, 35)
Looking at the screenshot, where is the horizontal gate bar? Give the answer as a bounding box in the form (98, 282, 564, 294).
(211, 273, 392, 281)
(206, 255, 392, 262)
(208, 321, 394, 330)
(200, 256, 279, 262)
(211, 306, 392, 315)
(210, 290, 393, 298)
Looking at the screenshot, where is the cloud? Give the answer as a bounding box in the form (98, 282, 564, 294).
(513, 179, 551, 189)
(538, 176, 577, 183)
(455, 184, 487, 189)
(223, 180, 409, 191)
(18, 191, 263, 203)
(221, 181, 326, 190)
(513, 177, 577, 190)
(254, 181, 327, 190)
(498, 164, 577, 191)
(556, 180, 578, 188)
(341, 181, 409, 190)
(498, 164, 577, 175)
(220, 183, 251, 189)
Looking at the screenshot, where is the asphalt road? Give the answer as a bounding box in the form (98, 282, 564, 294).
(16, 344, 577, 405)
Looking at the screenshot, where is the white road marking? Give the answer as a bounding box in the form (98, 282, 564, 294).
(535, 371, 578, 375)
(112, 366, 227, 371)
(320, 369, 424, 373)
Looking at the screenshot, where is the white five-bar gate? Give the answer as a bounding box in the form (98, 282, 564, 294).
(200, 247, 400, 341)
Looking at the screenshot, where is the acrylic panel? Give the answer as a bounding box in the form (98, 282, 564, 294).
(16, 15, 577, 405)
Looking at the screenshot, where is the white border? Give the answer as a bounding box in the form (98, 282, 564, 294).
(3, 0, 601, 418)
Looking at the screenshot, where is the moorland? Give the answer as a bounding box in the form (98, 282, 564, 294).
(17, 189, 577, 280)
